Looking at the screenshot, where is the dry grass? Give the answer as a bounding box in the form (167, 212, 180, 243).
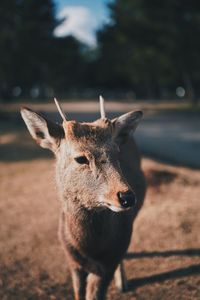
(0, 119, 200, 300)
(0, 156, 200, 299)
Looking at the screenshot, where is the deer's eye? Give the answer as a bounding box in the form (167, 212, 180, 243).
(74, 156, 89, 165)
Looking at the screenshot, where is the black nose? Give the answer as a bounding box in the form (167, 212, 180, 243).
(117, 191, 136, 208)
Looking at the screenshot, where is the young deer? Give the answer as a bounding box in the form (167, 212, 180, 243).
(21, 97, 146, 300)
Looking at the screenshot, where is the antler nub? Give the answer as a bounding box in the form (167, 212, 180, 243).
(54, 98, 67, 122)
(99, 95, 106, 119)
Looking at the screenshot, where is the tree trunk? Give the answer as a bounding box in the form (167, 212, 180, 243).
(183, 72, 198, 106)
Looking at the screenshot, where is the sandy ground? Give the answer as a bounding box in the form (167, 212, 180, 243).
(0, 116, 200, 300)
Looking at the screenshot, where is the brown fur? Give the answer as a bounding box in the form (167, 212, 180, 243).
(21, 108, 146, 300)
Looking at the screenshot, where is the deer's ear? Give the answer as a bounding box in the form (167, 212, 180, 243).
(112, 111, 143, 143)
(21, 108, 64, 152)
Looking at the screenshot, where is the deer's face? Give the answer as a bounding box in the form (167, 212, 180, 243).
(21, 107, 142, 212)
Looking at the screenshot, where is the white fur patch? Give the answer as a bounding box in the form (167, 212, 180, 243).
(98, 195, 124, 213)
(108, 205, 125, 212)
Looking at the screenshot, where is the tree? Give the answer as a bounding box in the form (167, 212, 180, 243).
(0, 0, 58, 99)
(49, 36, 88, 93)
(0, 0, 18, 98)
(15, 0, 59, 97)
(97, 0, 200, 102)
(0, 0, 91, 100)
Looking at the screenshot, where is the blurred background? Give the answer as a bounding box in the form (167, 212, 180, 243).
(1, 0, 200, 102)
(0, 1, 200, 299)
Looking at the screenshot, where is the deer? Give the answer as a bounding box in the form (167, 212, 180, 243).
(21, 97, 146, 300)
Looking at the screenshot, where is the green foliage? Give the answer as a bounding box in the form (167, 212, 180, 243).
(97, 0, 200, 101)
(49, 36, 87, 91)
(0, 0, 86, 99)
(1, 0, 200, 102)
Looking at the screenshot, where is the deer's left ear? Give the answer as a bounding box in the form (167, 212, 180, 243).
(21, 107, 64, 152)
(112, 111, 143, 143)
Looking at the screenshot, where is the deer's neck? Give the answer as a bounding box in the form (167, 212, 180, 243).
(60, 201, 116, 254)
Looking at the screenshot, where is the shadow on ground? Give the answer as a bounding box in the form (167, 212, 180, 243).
(1, 249, 200, 299)
(127, 263, 200, 291)
(125, 248, 200, 290)
(126, 248, 200, 259)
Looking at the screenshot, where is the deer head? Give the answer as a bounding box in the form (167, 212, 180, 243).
(21, 98, 143, 212)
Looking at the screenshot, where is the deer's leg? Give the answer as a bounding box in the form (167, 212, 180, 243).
(71, 268, 87, 300)
(114, 261, 127, 292)
(86, 272, 113, 300)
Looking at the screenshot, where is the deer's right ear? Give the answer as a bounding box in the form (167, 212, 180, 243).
(21, 108, 65, 152)
(112, 111, 143, 144)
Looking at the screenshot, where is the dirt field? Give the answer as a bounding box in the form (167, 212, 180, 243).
(0, 116, 200, 300)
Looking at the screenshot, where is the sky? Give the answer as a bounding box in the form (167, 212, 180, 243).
(54, 0, 111, 46)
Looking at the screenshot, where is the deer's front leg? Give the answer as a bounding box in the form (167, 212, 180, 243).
(86, 272, 113, 300)
(71, 268, 87, 300)
(114, 261, 127, 292)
